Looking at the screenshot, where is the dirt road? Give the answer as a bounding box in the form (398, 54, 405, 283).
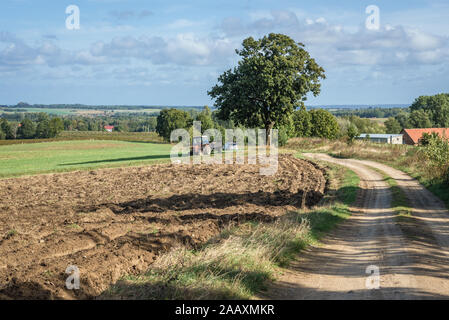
(264, 153, 449, 299)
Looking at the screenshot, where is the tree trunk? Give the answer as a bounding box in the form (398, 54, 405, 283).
(265, 122, 274, 147)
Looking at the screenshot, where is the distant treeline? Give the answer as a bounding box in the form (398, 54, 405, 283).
(4, 95, 446, 143)
(2, 102, 205, 111)
(329, 107, 409, 119)
(62, 115, 159, 132)
(0, 107, 225, 141)
(0, 106, 389, 144)
(0, 114, 159, 137)
(0, 113, 64, 140)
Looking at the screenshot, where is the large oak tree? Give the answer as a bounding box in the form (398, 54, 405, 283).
(208, 33, 325, 144)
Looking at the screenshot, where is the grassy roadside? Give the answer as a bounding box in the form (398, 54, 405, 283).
(379, 158, 449, 211)
(101, 162, 360, 300)
(410, 175, 449, 210)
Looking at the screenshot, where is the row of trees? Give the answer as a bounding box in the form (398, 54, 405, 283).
(289, 107, 339, 140)
(61, 116, 157, 133)
(0, 114, 64, 140)
(385, 93, 449, 133)
(155, 104, 340, 146)
(156, 106, 235, 142)
(0, 113, 160, 138)
(0, 105, 163, 133)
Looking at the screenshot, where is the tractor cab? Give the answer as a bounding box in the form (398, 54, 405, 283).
(192, 135, 211, 155)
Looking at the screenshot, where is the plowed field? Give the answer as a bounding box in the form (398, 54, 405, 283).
(0, 154, 326, 299)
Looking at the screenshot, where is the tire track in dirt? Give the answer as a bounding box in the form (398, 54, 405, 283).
(262, 153, 449, 299)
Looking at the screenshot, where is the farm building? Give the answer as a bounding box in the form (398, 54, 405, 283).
(104, 125, 114, 132)
(401, 128, 449, 145)
(357, 134, 404, 144)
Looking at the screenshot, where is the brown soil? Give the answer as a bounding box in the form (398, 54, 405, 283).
(0, 154, 326, 300)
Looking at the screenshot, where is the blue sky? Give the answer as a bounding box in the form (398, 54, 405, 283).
(0, 0, 448, 106)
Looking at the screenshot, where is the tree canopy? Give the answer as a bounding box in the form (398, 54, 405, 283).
(17, 119, 36, 139)
(156, 108, 192, 141)
(195, 106, 214, 132)
(408, 109, 432, 128)
(309, 109, 339, 139)
(384, 117, 402, 134)
(409, 93, 449, 128)
(0, 119, 15, 139)
(347, 125, 359, 144)
(292, 105, 312, 137)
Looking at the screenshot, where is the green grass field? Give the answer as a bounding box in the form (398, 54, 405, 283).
(0, 140, 172, 178)
(0, 131, 164, 146)
(0, 108, 75, 116)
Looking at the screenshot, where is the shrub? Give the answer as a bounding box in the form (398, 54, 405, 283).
(277, 126, 290, 146)
(346, 125, 359, 145)
(156, 108, 192, 142)
(292, 106, 312, 137)
(384, 117, 402, 134)
(309, 109, 339, 139)
(344, 115, 385, 134)
(422, 134, 449, 184)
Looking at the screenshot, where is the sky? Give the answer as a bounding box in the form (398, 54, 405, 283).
(0, 0, 448, 106)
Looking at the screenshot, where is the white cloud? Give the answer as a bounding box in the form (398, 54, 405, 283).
(0, 32, 111, 70)
(217, 10, 449, 68)
(166, 19, 199, 29)
(90, 33, 236, 66)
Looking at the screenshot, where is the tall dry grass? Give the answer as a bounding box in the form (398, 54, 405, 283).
(287, 137, 424, 173)
(102, 215, 311, 300)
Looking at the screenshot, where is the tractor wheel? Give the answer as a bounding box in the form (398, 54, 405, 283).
(203, 145, 211, 156)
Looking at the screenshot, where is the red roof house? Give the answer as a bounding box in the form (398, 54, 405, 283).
(401, 128, 449, 145)
(104, 125, 114, 132)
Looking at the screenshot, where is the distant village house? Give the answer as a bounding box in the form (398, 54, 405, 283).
(401, 128, 449, 146)
(104, 125, 114, 132)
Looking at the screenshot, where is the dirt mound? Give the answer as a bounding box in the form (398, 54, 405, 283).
(0, 154, 326, 299)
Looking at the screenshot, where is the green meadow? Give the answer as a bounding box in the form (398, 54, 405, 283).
(0, 140, 172, 178)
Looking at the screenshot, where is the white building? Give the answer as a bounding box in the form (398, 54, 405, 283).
(357, 134, 403, 144)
